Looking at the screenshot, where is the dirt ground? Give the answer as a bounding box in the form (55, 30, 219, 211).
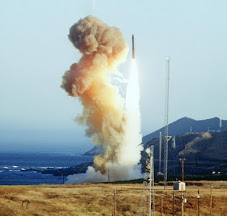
(0, 181, 226, 216)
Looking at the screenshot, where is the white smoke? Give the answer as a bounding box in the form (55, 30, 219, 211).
(66, 59, 143, 184)
(62, 16, 143, 183)
(66, 164, 142, 184)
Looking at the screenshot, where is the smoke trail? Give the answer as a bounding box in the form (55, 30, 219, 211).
(120, 59, 142, 166)
(61, 16, 142, 183)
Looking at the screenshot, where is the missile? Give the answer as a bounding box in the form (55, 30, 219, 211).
(132, 34, 135, 59)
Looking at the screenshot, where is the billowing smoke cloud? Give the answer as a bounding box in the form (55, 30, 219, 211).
(61, 16, 143, 183)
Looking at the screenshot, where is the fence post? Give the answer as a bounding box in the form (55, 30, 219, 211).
(197, 189, 200, 216)
(210, 185, 213, 216)
(112, 189, 117, 216)
(161, 196, 163, 216)
(172, 191, 175, 216)
(181, 191, 184, 216)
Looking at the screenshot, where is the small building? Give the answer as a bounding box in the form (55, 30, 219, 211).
(173, 181, 186, 191)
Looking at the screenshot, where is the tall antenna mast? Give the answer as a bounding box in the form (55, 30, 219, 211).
(163, 57, 171, 187)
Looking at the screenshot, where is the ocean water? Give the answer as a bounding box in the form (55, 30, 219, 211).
(0, 152, 93, 185)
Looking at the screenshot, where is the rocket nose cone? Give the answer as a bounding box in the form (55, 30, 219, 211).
(132, 34, 135, 59)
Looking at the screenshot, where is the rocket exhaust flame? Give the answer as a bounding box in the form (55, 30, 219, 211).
(61, 16, 142, 183)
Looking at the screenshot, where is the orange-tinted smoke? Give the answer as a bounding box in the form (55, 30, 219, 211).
(61, 16, 128, 174)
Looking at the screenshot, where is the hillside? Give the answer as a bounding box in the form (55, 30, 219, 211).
(84, 117, 227, 157)
(145, 131, 227, 161)
(142, 131, 227, 175)
(84, 146, 104, 156)
(143, 117, 227, 144)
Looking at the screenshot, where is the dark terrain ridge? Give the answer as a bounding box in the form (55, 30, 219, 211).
(44, 117, 227, 176)
(143, 116, 227, 144)
(142, 130, 227, 175)
(85, 117, 227, 158)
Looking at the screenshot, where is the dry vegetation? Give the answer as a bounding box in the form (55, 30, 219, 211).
(0, 181, 227, 216)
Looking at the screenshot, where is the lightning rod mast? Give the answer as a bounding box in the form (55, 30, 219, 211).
(158, 132, 162, 175)
(163, 57, 171, 187)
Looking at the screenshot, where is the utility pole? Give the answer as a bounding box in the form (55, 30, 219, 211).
(164, 57, 172, 187)
(179, 158, 186, 181)
(181, 191, 184, 216)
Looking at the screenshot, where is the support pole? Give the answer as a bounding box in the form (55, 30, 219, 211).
(179, 158, 186, 181)
(181, 191, 184, 216)
(158, 132, 162, 175)
(149, 175, 151, 216)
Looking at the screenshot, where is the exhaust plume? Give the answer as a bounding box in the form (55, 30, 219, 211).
(61, 16, 142, 182)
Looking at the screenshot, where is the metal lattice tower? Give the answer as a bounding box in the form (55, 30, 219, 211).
(163, 57, 171, 187)
(139, 145, 155, 216)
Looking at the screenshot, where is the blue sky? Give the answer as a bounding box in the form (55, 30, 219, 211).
(0, 0, 227, 152)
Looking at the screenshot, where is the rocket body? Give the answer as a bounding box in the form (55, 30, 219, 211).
(132, 34, 135, 59)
